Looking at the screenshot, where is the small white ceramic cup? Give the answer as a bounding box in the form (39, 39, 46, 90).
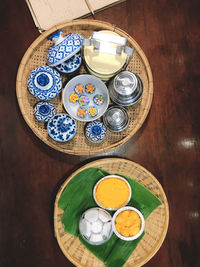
(112, 206, 145, 241)
(93, 175, 132, 211)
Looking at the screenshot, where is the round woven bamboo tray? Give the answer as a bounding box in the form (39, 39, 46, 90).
(54, 158, 169, 267)
(16, 19, 153, 155)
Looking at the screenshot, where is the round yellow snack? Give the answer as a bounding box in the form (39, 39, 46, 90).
(69, 93, 79, 103)
(95, 177, 130, 209)
(88, 107, 97, 117)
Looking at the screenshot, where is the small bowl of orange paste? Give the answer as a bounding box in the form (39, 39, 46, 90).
(112, 206, 145, 241)
(93, 175, 132, 210)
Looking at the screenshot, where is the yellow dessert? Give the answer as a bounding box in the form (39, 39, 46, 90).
(88, 107, 97, 117)
(95, 177, 130, 209)
(69, 93, 79, 103)
(115, 210, 141, 237)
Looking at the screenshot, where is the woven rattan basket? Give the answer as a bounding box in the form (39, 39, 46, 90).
(16, 19, 153, 155)
(54, 158, 169, 267)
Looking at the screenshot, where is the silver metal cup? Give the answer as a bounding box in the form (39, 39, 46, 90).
(108, 71, 143, 106)
(103, 106, 129, 132)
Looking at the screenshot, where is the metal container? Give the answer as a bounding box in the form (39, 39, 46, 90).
(103, 106, 129, 132)
(108, 71, 143, 106)
(83, 30, 133, 81)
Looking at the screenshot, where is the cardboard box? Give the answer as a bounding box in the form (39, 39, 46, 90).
(26, 0, 126, 32)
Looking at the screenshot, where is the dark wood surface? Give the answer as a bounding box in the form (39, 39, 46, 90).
(0, 0, 199, 266)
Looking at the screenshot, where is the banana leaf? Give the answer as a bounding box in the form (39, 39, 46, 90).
(58, 167, 162, 267)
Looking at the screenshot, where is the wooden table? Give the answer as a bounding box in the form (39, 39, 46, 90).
(0, 0, 199, 266)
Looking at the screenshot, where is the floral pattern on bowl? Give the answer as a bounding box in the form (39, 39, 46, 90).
(28, 65, 62, 100)
(47, 31, 84, 66)
(47, 113, 77, 142)
(34, 101, 56, 122)
(55, 51, 82, 74)
(85, 120, 106, 143)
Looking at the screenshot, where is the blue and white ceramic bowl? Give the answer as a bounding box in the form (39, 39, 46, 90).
(47, 30, 84, 67)
(55, 51, 82, 74)
(28, 66, 62, 100)
(34, 101, 56, 122)
(47, 113, 77, 142)
(85, 120, 106, 143)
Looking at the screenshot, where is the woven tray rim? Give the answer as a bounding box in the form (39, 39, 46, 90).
(16, 19, 153, 155)
(54, 158, 169, 267)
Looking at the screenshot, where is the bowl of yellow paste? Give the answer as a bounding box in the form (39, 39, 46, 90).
(112, 206, 145, 241)
(93, 175, 132, 210)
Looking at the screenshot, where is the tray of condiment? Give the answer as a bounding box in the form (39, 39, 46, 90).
(16, 19, 153, 155)
(54, 158, 169, 267)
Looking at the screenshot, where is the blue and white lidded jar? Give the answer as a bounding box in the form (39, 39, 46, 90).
(55, 51, 82, 74)
(47, 30, 84, 74)
(28, 65, 62, 100)
(34, 102, 56, 122)
(85, 120, 106, 143)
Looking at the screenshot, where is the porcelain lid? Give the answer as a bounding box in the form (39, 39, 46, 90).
(55, 51, 82, 74)
(85, 120, 107, 143)
(28, 65, 62, 100)
(47, 30, 84, 66)
(34, 101, 56, 122)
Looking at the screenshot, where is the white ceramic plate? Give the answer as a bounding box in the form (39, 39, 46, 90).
(62, 74, 109, 122)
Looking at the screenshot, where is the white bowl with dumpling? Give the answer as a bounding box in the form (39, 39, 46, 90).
(79, 207, 113, 245)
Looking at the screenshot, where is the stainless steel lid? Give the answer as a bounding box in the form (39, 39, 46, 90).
(113, 71, 138, 96)
(103, 106, 129, 132)
(109, 72, 143, 106)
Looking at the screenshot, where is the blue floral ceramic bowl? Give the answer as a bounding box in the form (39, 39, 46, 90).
(85, 120, 106, 143)
(34, 101, 56, 122)
(28, 66, 62, 100)
(47, 30, 84, 67)
(55, 51, 82, 74)
(47, 113, 77, 142)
